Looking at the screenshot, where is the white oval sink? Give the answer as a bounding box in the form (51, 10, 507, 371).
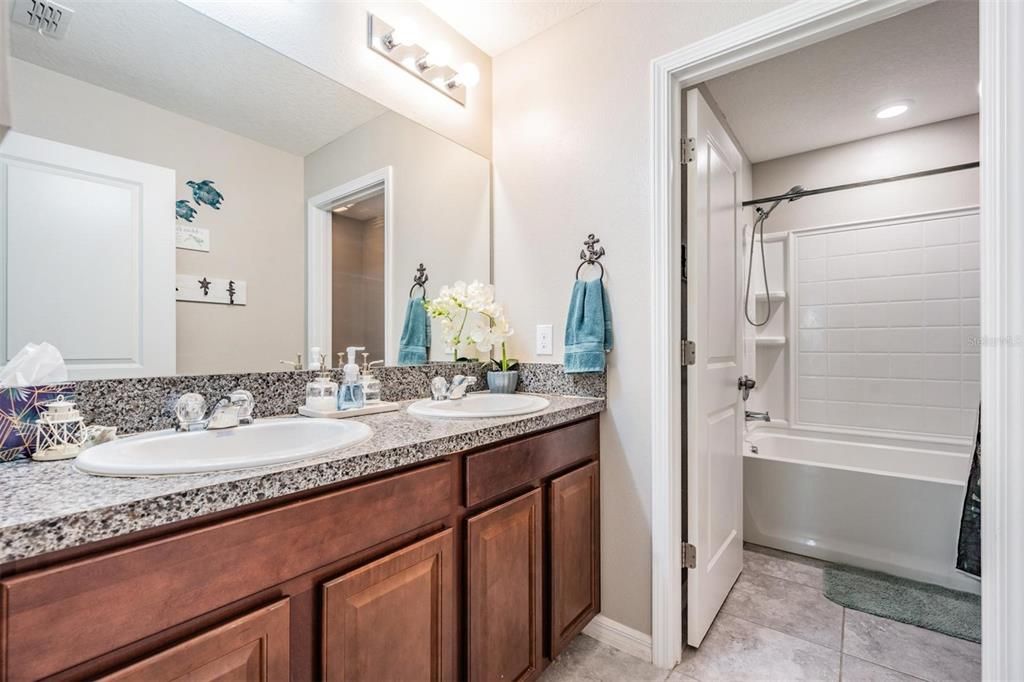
(408, 393, 550, 419)
(75, 419, 373, 477)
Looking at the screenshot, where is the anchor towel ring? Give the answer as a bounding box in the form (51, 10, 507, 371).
(409, 263, 429, 298)
(575, 234, 606, 280)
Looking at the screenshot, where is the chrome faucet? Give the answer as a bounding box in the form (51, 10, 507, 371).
(430, 375, 478, 401)
(175, 390, 255, 431)
(745, 410, 771, 423)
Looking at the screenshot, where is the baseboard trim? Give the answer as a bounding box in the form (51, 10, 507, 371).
(582, 614, 654, 663)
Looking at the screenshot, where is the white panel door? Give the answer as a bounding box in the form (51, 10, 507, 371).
(686, 88, 745, 647)
(0, 132, 175, 378)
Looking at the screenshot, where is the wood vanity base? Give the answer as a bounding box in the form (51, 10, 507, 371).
(0, 416, 600, 682)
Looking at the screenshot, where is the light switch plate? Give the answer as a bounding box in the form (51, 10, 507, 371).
(536, 324, 553, 355)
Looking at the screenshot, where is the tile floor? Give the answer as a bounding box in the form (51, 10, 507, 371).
(541, 544, 981, 682)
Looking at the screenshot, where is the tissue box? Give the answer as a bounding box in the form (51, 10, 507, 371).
(0, 383, 75, 462)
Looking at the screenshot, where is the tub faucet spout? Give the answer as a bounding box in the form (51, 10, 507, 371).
(745, 410, 771, 422)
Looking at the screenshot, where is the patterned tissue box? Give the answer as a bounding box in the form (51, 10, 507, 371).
(0, 383, 76, 462)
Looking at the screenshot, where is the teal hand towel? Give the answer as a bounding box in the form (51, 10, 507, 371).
(565, 278, 613, 373)
(398, 298, 430, 365)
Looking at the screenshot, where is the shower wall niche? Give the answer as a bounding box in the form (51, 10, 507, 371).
(748, 233, 789, 425)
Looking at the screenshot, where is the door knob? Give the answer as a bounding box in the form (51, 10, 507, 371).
(737, 375, 756, 401)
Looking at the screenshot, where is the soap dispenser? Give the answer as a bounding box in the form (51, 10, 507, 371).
(338, 346, 366, 410)
(305, 354, 338, 411)
(360, 354, 384, 404)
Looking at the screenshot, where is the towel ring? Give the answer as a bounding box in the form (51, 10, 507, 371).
(575, 233, 606, 280)
(575, 260, 605, 281)
(409, 263, 428, 299)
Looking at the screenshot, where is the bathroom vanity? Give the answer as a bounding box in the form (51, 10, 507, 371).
(0, 400, 601, 681)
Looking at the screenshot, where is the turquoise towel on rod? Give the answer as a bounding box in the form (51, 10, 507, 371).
(398, 297, 430, 365)
(564, 278, 613, 373)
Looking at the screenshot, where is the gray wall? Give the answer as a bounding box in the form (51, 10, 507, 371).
(492, 0, 792, 637)
(753, 115, 979, 232)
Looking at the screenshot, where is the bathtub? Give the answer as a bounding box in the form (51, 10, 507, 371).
(744, 429, 979, 594)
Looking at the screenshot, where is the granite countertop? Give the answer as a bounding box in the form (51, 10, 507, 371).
(0, 394, 603, 565)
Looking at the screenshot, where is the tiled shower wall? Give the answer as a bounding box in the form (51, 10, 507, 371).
(796, 210, 979, 440)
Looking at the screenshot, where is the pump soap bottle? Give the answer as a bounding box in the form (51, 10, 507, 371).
(304, 354, 338, 411)
(338, 346, 366, 410)
(360, 353, 384, 404)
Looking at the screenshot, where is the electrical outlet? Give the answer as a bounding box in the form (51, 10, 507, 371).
(536, 324, 553, 355)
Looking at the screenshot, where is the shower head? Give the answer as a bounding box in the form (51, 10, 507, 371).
(760, 185, 806, 218)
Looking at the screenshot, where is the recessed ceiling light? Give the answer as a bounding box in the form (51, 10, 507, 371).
(875, 101, 911, 119)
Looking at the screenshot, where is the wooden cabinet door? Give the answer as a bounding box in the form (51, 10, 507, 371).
(549, 461, 600, 656)
(100, 599, 290, 681)
(467, 488, 543, 682)
(322, 529, 455, 682)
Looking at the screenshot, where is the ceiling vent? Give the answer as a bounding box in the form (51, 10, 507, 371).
(11, 0, 74, 40)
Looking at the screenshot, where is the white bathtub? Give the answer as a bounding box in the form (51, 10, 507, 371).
(744, 429, 979, 594)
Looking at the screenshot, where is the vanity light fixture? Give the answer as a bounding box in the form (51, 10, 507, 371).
(416, 41, 452, 73)
(875, 101, 911, 119)
(367, 12, 478, 106)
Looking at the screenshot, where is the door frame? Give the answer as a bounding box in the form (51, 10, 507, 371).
(306, 167, 394, 366)
(649, 0, 1024, 675)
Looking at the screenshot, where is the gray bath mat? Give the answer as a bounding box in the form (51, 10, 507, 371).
(823, 564, 980, 643)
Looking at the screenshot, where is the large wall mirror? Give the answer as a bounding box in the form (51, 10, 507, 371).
(1, 0, 490, 379)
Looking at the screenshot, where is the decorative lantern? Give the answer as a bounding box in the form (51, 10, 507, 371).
(32, 396, 87, 461)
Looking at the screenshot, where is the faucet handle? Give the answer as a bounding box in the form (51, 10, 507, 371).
(175, 393, 208, 431)
(448, 375, 477, 400)
(430, 376, 450, 401)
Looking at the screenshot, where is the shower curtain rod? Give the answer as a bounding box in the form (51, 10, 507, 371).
(742, 161, 980, 207)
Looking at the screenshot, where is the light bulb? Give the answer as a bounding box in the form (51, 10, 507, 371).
(456, 62, 480, 88)
(388, 16, 418, 47)
(424, 41, 452, 69)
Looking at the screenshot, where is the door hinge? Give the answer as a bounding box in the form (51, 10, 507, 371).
(680, 137, 695, 165)
(683, 543, 697, 569)
(682, 340, 696, 366)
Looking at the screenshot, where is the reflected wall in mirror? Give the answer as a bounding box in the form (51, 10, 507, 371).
(1, 0, 490, 379)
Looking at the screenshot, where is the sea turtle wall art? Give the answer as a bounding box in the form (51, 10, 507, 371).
(175, 199, 198, 222)
(186, 179, 225, 209)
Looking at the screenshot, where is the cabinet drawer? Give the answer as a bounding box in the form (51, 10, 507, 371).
(465, 418, 598, 507)
(100, 599, 290, 681)
(1, 462, 451, 681)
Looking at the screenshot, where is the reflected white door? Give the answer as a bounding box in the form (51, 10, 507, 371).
(0, 132, 175, 378)
(686, 88, 744, 647)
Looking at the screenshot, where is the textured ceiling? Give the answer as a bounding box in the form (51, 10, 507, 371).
(705, 0, 979, 163)
(421, 0, 598, 56)
(11, 0, 387, 156)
